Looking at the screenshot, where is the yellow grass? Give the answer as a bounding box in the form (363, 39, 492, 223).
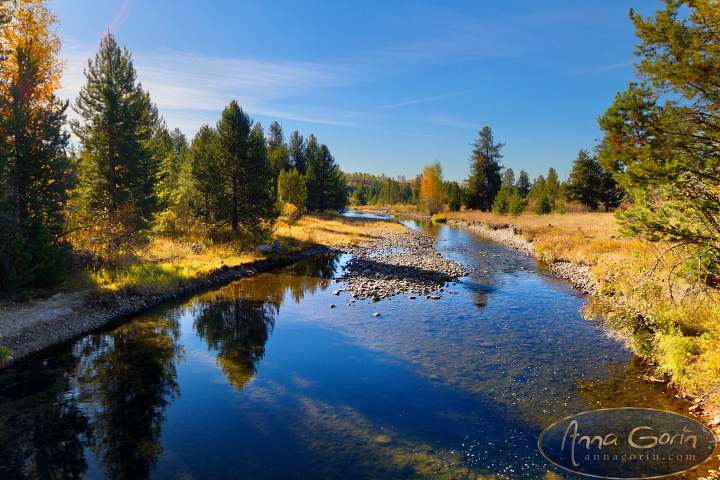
(78, 212, 404, 296)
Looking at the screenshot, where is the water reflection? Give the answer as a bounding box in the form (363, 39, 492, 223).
(75, 313, 183, 480)
(190, 254, 340, 391)
(193, 296, 275, 391)
(0, 352, 91, 479)
(0, 222, 716, 479)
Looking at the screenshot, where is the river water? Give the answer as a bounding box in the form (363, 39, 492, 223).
(0, 219, 713, 479)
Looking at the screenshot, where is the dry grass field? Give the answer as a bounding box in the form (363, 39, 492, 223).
(73, 212, 404, 296)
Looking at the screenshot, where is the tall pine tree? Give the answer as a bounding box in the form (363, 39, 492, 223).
(216, 101, 277, 235)
(466, 126, 504, 211)
(71, 33, 160, 253)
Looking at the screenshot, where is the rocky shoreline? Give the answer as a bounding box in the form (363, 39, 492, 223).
(0, 245, 336, 365)
(0, 227, 467, 365)
(444, 217, 720, 432)
(447, 219, 597, 294)
(335, 229, 467, 301)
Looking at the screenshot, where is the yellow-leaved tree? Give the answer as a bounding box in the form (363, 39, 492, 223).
(420, 160, 446, 215)
(0, 0, 64, 105)
(0, 0, 71, 295)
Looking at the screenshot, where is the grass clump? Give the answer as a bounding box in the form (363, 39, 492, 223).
(0, 346, 11, 367)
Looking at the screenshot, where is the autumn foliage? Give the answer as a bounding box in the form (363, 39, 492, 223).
(420, 161, 445, 215)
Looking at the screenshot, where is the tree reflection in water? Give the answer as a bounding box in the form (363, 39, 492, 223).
(192, 253, 340, 390)
(0, 352, 91, 480)
(75, 310, 183, 480)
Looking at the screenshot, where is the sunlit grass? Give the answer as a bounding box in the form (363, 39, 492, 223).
(0, 346, 10, 367)
(75, 212, 404, 296)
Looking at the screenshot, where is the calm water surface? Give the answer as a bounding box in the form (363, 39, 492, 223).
(0, 219, 713, 479)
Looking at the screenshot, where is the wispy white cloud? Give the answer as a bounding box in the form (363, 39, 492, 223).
(574, 60, 635, 75)
(57, 42, 361, 135)
(375, 90, 472, 110)
(426, 115, 482, 131)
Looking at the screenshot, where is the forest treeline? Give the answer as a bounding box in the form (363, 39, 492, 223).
(0, 2, 345, 296)
(348, 127, 622, 218)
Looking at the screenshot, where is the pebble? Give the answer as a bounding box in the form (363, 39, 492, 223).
(335, 229, 467, 301)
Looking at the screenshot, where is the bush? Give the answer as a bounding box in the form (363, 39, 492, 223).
(492, 187, 510, 215)
(508, 189, 525, 217)
(535, 194, 552, 215)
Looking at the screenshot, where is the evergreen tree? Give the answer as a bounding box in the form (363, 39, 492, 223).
(0, 0, 70, 294)
(188, 125, 222, 222)
(508, 188, 525, 217)
(288, 130, 306, 175)
(597, 1, 720, 281)
(516, 170, 531, 198)
(527, 175, 546, 200)
(535, 194, 552, 215)
(216, 102, 277, 234)
(71, 33, 160, 252)
(466, 126, 504, 211)
(267, 121, 289, 180)
(492, 187, 510, 216)
(501, 168, 515, 190)
(277, 168, 307, 214)
(306, 142, 346, 212)
(0, 46, 71, 294)
(546, 167, 559, 207)
(567, 149, 603, 209)
(447, 182, 463, 212)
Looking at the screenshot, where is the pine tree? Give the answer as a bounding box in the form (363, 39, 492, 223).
(288, 130, 306, 175)
(546, 167, 559, 207)
(508, 188, 525, 217)
(516, 170, 531, 198)
(267, 121, 289, 180)
(466, 126, 504, 211)
(306, 141, 346, 212)
(188, 125, 221, 222)
(447, 182, 463, 212)
(535, 194, 551, 215)
(0, 46, 71, 294)
(492, 187, 510, 216)
(71, 33, 160, 253)
(597, 1, 720, 282)
(216, 102, 277, 234)
(501, 168, 515, 190)
(567, 149, 603, 209)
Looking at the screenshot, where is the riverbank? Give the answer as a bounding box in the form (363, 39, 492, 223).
(0, 213, 405, 365)
(359, 206, 720, 432)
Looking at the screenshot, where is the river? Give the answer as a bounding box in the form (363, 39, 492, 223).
(0, 218, 712, 479)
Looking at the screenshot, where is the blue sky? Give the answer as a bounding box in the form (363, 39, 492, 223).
(53, 0, 660, 183)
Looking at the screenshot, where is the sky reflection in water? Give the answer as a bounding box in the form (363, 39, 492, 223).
(0, 220, 708, 479)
